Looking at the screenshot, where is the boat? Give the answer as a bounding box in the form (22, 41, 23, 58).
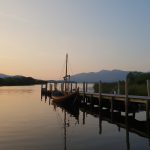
(52, 53, 79, 104)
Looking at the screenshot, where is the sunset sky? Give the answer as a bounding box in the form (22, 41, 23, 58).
(0, 0, 150, 80)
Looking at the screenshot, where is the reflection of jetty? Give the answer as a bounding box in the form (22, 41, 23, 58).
(41, 94, 150, 150)
(41, 80, 150, 121)
(80, 106, 150, 139)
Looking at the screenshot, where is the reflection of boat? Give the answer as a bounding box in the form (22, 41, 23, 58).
(52, 53, 78, 104)
(52, 102, 79, 150)
(52, 102, 79, 121)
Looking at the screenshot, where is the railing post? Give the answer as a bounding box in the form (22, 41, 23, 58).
(147, 80, 150, 96)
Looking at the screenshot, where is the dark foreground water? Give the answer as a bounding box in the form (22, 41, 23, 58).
(0, 85, 150, 150)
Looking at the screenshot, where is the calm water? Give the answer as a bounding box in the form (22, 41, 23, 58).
(0, 85, 150, 150)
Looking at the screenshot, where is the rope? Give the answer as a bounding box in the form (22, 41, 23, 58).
(68, 58, 74, 76)
(58, 59, 66, 80)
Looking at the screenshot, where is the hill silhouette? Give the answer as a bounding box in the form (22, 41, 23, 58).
(70, 69, 129, 82)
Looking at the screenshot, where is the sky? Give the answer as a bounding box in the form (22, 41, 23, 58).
(0, 0, 150, 80)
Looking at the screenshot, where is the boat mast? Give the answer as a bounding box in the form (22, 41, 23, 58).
(65, 53, 68, 81)
(64, 53, 70, 92)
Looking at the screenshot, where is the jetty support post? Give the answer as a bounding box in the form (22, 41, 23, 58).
(99, 81, 102, 107)
(125, 78, 129, 117)
(41, 84, 43, 92)
(41, 84, 43, 99)
(61, 83, 63, 92)
(147, 80, 150, 97)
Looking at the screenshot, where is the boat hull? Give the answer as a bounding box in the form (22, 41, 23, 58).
(52, 92, 78, 104)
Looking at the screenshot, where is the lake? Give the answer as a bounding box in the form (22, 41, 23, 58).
(0, 85, 149, 150)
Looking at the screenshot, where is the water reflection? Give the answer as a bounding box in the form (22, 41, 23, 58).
(0, 86, 33, 94)
(41, 95, 150, 150)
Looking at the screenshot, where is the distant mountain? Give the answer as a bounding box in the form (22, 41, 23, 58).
(70, 70, 129, 82)
(0, 73, 12, 78)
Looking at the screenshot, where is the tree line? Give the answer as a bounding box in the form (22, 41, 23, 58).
(0, 76, 46, 86)
(94, 72, 150, 96)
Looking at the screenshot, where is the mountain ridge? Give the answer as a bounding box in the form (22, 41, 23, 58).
(70, 69, 129, 82)
(0, 73, 12, 78)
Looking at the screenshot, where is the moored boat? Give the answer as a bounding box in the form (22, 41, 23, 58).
(52, 53, 78, 104)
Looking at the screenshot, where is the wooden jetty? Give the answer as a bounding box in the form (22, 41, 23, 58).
(41, 80, 150, 121)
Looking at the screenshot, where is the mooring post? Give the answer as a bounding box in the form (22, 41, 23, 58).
(125, 78, 130, 150)
(41, 84, 43, 91)
(71, 82, 72, 93)
(83, 82, 85, 93)
(54, 82, 57, 90)
(99, 81, 102, 107)
(125, 78, 128, 116)
(146, 101, 150, 122)
(83, 82, 85, 103)
(85, 83, 88, 93)
(118, 81, 120, 95)
(147, 80, 150, 97)
(62, 83, 64, 92)
(110, 97, 114, 122)
(75, 82, 78, 91)
(50, 84, 52, 92)
(45, 83, 48, 92)
(60, 83, 63, 92)
(83, 110, 85, 125)
(90, 94, 93, 107)
(99, 109, 102, 135)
